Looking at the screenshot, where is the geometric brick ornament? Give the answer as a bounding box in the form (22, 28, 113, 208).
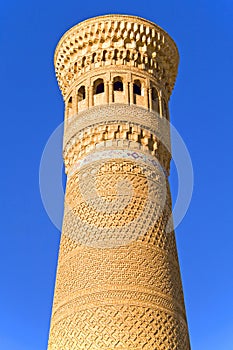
(47, 14, 191, 349)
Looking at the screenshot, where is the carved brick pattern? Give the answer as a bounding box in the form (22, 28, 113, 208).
(53, 242, 185, 315)
(48, 305, 189, 350)
(48, 157, 189, 348)
(48, 14, 190, 350)
(63, 104, 171, 174)
(64, 122, 159, 172)
(64, 105, 170, 149)
(62, 158, 166, 247)
(54, 15, 178, 97)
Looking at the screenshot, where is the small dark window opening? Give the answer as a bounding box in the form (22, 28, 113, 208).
(74, 62, 77, 74)
(68, 96, 72, 108)
(133, 80, 141, 95)
(113, 49, 118, 60)
(81, 57, 86, 68)
(113, 77, 124, 91)
(94, 78, 105, 94)
(102, 50, 107, 62)
(137, 52, 141, 65)
(92, 53, 96, 63)
(78, 86, 85, 102)
(96, 83, 104, 94)
(126, 50, 131, 62)
(152, 87, 158, 101)
(114, 80, 123, 91)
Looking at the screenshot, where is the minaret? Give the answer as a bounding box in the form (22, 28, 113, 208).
(48, 15, 190, 349)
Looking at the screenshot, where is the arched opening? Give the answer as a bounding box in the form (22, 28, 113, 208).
(78, 86, 85, 102)
(133, 79, 145, 106)
(93, 78, 105, 106)
(137, 52, 142, 65)
(113, 49, 118, 60)
(133, 80, 141, 95)
(81, 57, 86, 68)
(126, 49, 131, 62)
(92, 53, 96, 63)
(152, 87, 158, 101)
(74, 62, 77, 74)
(113, 76, 124, 103)
(68, 96, 72, 108)
(102, 50, 107, 62)
(67, 96, 72, 118)
(113, 76, 123, 91)
(94, 78, 104, 95)
(151, 87, 159, 113)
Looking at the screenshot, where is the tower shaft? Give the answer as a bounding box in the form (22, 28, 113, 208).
(48, 15, 190, 349)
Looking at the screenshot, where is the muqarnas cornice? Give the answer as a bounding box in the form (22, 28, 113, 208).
(54, 15, 179, 98)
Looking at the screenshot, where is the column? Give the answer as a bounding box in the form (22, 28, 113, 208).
(130, 82, 134, 105)
(105, 81, 109, 104)
(125, 81, 129, 104)
(158, 91, 163, 117)
(109, 81, 113, 103)
(89, 85, 93, 107)
(148, 88, 152, 111)
(73, 90, 78, 115)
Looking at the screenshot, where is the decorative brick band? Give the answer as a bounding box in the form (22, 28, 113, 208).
(68, 149, 166, 177)
(63, 104, 170, 150)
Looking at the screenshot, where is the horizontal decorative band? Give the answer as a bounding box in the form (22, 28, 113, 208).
(68, 148, 166, 178)
(51, 288, 186, 325)
(63, 104, 170, 151)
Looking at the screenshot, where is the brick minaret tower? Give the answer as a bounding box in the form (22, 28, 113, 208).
(48, 15, 190, 349)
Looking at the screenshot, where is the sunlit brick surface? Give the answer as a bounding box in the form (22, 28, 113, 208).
(48, 15, 190, 350)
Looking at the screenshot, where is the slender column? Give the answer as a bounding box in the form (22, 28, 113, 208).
(89, 85, 93, 107)
(109, 81, 113, 103)
(148, 88, 152, 111)
(125, 81, 129, 104)
(130, 82, 134, 105)
(73, 90, 78, 115)
(159, 91, 163, 117)
(86, 86, 89, 109)
(105, 81, 109, 104)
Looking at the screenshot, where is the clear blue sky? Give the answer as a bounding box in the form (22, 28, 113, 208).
(0, 1, 233, 349)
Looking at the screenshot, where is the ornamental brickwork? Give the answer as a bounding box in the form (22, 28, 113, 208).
(47, 14, 191, 349)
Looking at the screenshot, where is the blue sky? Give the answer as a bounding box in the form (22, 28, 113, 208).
(0, 0, 233, 349)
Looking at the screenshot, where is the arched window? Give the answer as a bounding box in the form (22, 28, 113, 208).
(78, 86, 85, 102)
(92, 53, 96, 63)
(81, 57, 86, 68)
(152, 87, 158, 101)
(133, 79, 141, 95)
(68, 96, 72, 108)
(94, 78, 104, 94)
(113, 76, 123, 91)
(113, 49, 118, 60)
(67, 96, 72, 118)
(102, 50, 107, 62)
(126, 49, 131, 62)
(151, 86, 159, 113)
(74, 62, 77, 74)
(137, 52, 142, 65)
